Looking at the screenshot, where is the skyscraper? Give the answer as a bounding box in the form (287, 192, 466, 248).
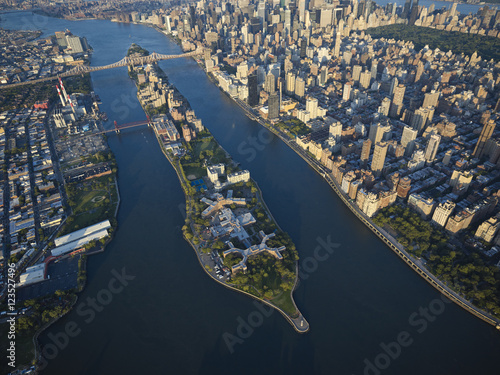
(402, 0, 411, 18)
(295, 76, 305, 98)
(352, 65, 362, 83)
(329, 121, 342, 142)
(361, 139, 372, 164)
(360, 70, 371, 90)
(408, 0, 420, 25)
(306, 97, 319, 119)
(300, 39, 307, 58)
(411, 107, 433, 133)
(264, 72, 275, 94)
(268, 92, 280, 119)
(390, 84, 406, 117)
(423, 90, 440, 108)
(473, 119, 496, 159)
(401, 126, 418, 156)
(247, 72, 259, 107)
(369, 123, 390, 144)
(424, 134, 441, 162)
(286, 71, 295, 94)
(371, 141, 388, 177)
(379, 97, 391, 117)
(343, 82, 352, 101)
(371, 59, 378, 80)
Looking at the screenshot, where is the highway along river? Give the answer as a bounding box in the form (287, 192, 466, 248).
(2, 11, 500, 375)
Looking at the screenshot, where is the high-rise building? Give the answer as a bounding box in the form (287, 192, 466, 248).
(329, 121, 342, 142)
(392, 84, 405, 106)
(424, 134, 441, 162)
(295, 76, 305, 98)
(286, 71, 295, 94)
(473, 119, 496, 159)
(423, 90, 440, 108)
(306, 97, 318, 119)
(475, 217, 499, 243)
(320, 7, 333, 28)
(343, 82, 352, 101)
(264, 72, 275, 94)
(408, 0, 420, 25)
(334, 32, 341, 58)
(415, 61, 424, 82)
(371, 141, 388, 177)
(319, 66, 328, 86)
(298, 0, 306, 22)
(389, 77, 398, 96)
(371, 59, 378, 80)
(379, 97, 391, 117)
(432, 200, 456, 227)
(359, 70, 371, 90)
(411, 107, 433, 133)
(450, 2, 458, 17)
(300, 38, 307, 58)
(360, 139, 372, 164)
(442, 150, 452, 165)
(236, 62, 248, 80)
(268, 92, 280, 119)
(352, 65, 362, 82)
(369, 123, 390, 144)
(257, 1, 266, 22)
(397, 177, 412, 198)
(401, 126, 417, 148)
(247, 72, 259, 106)
(390, 84, 406, 117)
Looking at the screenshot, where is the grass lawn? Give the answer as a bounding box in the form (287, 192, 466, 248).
(271, 292, 298, 317)
(210, 147, 229, 164)
(61, 176, 118, 235)
(276, 120, 311, 137)
(64, 207, 113, 234)
(181, 164, 207, 179)
(72, 189, 108, 214)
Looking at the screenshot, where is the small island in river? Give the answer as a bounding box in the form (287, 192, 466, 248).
(126, 44, 309, 332)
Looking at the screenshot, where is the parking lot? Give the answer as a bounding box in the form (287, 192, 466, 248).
(16, 255, 79, 301)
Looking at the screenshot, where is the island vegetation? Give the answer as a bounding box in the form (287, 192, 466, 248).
(174, 133, 300, 317)
(127, 43, 150, 57)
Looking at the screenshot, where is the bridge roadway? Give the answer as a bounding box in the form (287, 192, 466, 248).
(0, 48, 202, 90)
(232, 97, 500, 329)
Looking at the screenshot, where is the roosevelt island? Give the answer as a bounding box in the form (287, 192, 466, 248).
(126, 44, 309, 332)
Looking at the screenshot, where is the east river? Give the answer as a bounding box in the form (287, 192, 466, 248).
(1, 10, 500, 375)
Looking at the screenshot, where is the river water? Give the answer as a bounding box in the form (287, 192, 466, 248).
(1, 11, 500, 375)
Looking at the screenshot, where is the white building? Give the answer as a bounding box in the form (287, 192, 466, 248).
(16, 264, 45, 287)
(207, 163, 225, 183)
(227, 170, 250, 184)
(431, 200, 456, 227)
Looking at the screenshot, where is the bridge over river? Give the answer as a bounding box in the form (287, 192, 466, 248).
(0, 47, 203, 89)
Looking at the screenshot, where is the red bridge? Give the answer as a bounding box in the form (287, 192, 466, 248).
(113, 115, 151, 134)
